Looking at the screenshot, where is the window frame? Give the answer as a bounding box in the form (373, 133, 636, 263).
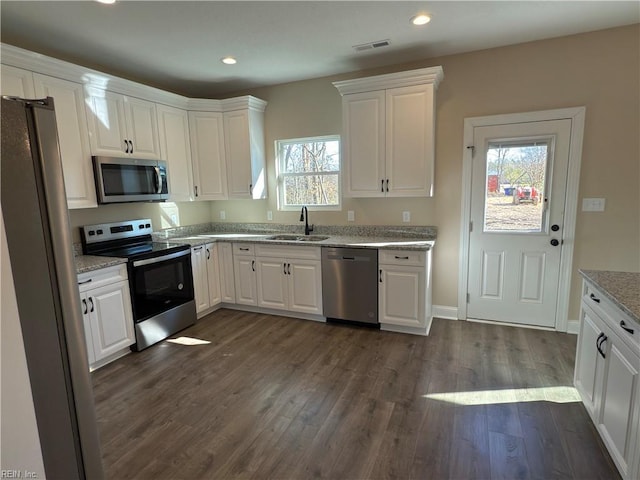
(275, 134, 342, 211)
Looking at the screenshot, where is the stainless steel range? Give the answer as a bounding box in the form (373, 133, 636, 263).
(81, 219, 195, 351)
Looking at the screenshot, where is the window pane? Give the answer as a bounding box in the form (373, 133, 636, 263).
(283, 174, 339, 206)
(280, 140, 340, 173)
(484, 142, 548, 232)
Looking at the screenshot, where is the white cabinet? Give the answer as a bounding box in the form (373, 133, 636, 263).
(188, 110, 227, 200)
(191, 243, 222, 317)
(574, 280, 640, 480)
(233, 243, 257, 306)
(218, 242, 236, 303)
(222, 98, 267, 199)
(157, 104, 194, 202)
(33, 73, 97, 209)
(85, 88, 160, 159)
(1, 64, 35, 97)
(378, 249, 432, 334)
(77, 265, 134, 369)
(334, 67, 443, 198)
(255, 244, 323, 315)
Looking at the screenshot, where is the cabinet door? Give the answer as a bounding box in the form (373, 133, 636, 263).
(218, 242, 236, 303)
(598, 335, 640, 477)
(191, 245, 209, 314)
(87, 280, 135, 360)
(125, 96, 160, 160)
(342, 91, 386, 197)
(85, 88, 129, 156)
(189, 111, 228, 200)
(379, 264, 425, 327)
(574, 306, 605, 420)
(206, 243, 222, 307)
(1, 64, 35, 97)
(233, 255, 257, 306)
(386, 84, 435, 197)
(224, 109, 252, 199)
(256, 257, 288, 310)
(80, 294, 96, 365)
(157, 104, 194, 201)
(288, 259, 323, 315)
(33, 73, 97, 209)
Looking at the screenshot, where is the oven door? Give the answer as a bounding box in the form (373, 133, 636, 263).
(130, 249, 194, 322)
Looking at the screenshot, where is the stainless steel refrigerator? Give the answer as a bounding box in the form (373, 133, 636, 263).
(1, 97, 104, 479)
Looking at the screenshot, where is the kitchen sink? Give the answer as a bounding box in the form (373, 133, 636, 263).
(266, 234, 329, 242)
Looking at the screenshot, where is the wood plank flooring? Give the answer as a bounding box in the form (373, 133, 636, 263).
(92, 309, 620, 479)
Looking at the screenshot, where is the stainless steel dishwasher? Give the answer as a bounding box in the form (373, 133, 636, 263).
(321, 247, 378, 325)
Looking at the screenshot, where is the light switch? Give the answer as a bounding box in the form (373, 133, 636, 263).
(347, 210, 355, 222)
(582, 198, 606, 212)
(267, 210, 273, 221)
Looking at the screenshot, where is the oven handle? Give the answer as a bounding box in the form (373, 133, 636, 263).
(132, 249, 190, 267)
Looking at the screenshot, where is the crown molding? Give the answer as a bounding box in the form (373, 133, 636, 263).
(333, 66, 444, 96)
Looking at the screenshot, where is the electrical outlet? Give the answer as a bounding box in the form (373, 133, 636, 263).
(267, 210, 273, 221)
(582, 198, 606, 212)
(347, 210, 355, 222)
(219, 210, 226, 220)
(402, 211, 411, 222)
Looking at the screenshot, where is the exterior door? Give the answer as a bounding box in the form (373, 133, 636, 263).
(466, 119, 571, 327)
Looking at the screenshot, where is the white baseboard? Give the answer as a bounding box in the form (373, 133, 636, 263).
(566, 319, 580, 335)
(432, 305, 458, 320)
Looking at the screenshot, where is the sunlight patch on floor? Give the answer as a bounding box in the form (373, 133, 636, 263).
(424, 385, 581, 405)
(166, 336, 211, 346)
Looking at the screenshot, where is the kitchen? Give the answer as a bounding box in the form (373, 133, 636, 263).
(1, 2, 639, 479)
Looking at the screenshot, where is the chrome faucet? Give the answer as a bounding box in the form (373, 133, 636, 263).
(300, 206, 314, 235)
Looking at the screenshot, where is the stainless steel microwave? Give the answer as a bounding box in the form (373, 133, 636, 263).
(92, 156, 169, 204)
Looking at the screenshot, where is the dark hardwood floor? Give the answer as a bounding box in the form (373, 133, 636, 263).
(92, 309, 620, 479)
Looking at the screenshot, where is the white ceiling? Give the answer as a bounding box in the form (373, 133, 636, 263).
(1, 1, 638, 97)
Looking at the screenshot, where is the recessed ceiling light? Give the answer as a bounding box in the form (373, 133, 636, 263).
(221, 56, 237, 65)
(96, 0, 116, 4)
(411, 14, 431, 26)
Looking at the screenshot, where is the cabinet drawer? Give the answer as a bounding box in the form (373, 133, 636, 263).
(379, 249, 425, 266)
(583, 283, 639, 354)
(78, 264, 128, 293)
(233, 243, 255, 256)
(255, 244, 320, 260)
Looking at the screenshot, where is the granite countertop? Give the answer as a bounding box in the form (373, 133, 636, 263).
(579, 270, 640, 324)
(75, 255, 127, 274)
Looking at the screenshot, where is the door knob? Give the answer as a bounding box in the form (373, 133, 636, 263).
(551, 224, 560, 231)
(550, 238, 560, 246)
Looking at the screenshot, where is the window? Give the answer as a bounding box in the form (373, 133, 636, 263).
(276, 135, 340, 210)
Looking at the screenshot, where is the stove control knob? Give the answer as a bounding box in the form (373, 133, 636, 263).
(177, 283, 184, 290)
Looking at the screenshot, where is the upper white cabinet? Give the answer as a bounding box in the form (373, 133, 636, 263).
(33, 73, 97, 209)
(85, 88, 161, 159)
(157, 104, 194, 202)
(188, 110, 228, 200)
(222, 97, 268, 199)
(1, 64, 35, 97)
(334, 67, 443, 198)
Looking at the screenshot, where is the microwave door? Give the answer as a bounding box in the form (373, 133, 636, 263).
(93, 157, 166, 203)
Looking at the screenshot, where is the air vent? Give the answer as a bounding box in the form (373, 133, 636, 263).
(353, 39, 391, 52)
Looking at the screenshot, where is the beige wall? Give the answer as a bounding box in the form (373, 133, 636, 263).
(70, 25, 639, 322)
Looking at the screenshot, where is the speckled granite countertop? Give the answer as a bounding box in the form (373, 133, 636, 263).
(75, 255, 127, 274)
(579, 270, 640, 324)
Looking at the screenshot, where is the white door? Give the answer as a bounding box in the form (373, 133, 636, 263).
(466, 119, 571, 327)
(379, 265, 425, 328)
(288, 259, 323, 315)
(124, 96, 160, 159)
(85, 89, 129, 156)
(233, 256, 257, 306)
(191, 246, 209, 313)
(206, 243, 222, 307)
(256, 257, 288, 310)
(88, 281, 135, 360)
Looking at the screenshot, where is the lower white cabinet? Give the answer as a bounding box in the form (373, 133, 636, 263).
(77, 264, 134, 369)
(574, 280, 640, 480)
(378, 249, 432, 334)
(218, 242, 236, 303)
(191, 243, 222, 317)
(255, 244, 322, 315)
(233, 243, 258, 306)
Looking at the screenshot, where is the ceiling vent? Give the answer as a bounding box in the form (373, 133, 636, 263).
(353, 39, 391, 52)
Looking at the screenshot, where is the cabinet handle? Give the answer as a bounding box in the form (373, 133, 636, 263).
(379, 269, 383, 283)
(283, 262, 287, 275)
(124, 139, 129, 153)
(240, 247, 249, 251)
(129, 140, 134, 154)
(381, 179, 384, 193)
(78, 278, 92, 285)
(193, 246, 203, 251)
(249, 183, 253, 195)
(194, 185, 198, 197)
(386, 179, 389, 192)
(88, 297, 94, 313)
(395, 256, 410, 260)
(596, 333, 607, 359)
(287, 263, 291, 275)
(620, 320, 635, 335)
(251, 260, 255, 272)
(590, 293, 600, 303)
(82, 298, 88, 315)
(206, 248, 210, 259)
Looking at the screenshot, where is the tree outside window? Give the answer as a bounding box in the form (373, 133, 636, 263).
(276, 136, 340, 210)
